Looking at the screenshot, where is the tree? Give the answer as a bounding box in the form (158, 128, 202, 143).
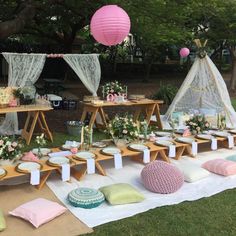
(0, 0, 65, 39)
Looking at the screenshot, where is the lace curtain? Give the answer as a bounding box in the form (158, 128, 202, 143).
(0, 53, 46, 135)
(64, 54, 101, 96)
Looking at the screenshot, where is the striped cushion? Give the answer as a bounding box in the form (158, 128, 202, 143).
(68, 188, 105, 209)
(202, 159, 236, 176)
(141, 161, 184, 194)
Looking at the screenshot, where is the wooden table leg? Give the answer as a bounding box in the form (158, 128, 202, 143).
(159, 150, 170, 163)
(80, 109, 88, 123)
(95, 161, 106, 176)
(145, 104, 156, 125)
(185, 145, 195, 158)
(22, 111, 39, 145)
(71, 166, 87, 181)
(88, 108, 99, 130)
(150, 151, 159, 162)
(36, 170, 52, 190)
(174, 146, 186, 160)
(38, 111, 53, 142)
(98, 107, 108, 128)
(154, 104, 163, 130)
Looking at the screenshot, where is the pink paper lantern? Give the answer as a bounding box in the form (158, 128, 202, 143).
(179, 47, 190, 58)
(90, 5, 131, 46)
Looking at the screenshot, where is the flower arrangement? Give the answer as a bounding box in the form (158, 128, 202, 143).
(35, 133, 47, 147)
(0, 136, 22, 160)
(102, 81, 127, 98)
(35, 134, 47, 158)
(185, 114, 210, 134)
(106, 115, 139, 141)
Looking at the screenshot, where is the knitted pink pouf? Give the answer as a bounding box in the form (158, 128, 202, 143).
(141, 161, 184, 194)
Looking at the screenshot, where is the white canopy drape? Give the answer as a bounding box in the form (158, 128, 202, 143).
(165, 55, 236, 127)
(64, 54, 101, 96)
(0, 53, 46, 135)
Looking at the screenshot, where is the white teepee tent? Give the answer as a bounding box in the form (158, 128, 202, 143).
(165, 40, 236, 128)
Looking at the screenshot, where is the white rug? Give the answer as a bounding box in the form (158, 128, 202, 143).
(47, 148, 236, 228)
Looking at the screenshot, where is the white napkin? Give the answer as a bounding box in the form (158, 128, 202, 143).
(168, 145, 176, 158)
(49, 151, 72, 157)
(114, 153, 123, 169)
(211, 138, 218, 150)
(228, 136, 234, 148)
(143, 149, 150, 163)
(87, 159, 95, 174)
(30, 170, 40, 185)
(61, 164, 70, 181)
(192, 142, 198, 156)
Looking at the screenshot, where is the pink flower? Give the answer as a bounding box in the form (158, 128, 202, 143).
(12, 142, 17, 147)
(8, 146, 14, 152)
(0, 140, 3, 146)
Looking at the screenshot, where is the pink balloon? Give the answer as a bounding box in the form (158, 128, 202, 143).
(179, 48, 190, 57)
(90, 5, 131, 46)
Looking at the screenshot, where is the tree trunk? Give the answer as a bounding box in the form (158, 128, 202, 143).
(143, 61, 152, 83)
(0, 4, 36, 39)
(229, 47, 236, 90)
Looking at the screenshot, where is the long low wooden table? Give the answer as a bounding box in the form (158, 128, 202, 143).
(0, 105, 53, 145)
(80, 99, 164, 130)
(1, 134, 235, 188)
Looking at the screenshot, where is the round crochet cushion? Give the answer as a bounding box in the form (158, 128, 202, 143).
(141, 161, 184, 194)
(68, 187, 105, 209)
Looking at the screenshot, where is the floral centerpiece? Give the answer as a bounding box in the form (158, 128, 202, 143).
(102, 81, 127, 98)
(0, 136, 22, 162)
(106, 115, 139, 146)
(35, 134, 47, 158)
(185, 114, 210, 134)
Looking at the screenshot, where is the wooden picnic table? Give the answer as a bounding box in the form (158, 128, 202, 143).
(0, 105, 53, 145)
(80, 99, 164, 130)
(1, 134, 235, 188)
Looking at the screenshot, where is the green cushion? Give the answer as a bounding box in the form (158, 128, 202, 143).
(67, 187, 105, 209)
(0, 209, 6, 232)
(99, 183, 145, 205)
(226, 155, 236, 162)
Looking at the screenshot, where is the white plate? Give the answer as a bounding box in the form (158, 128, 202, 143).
(175, 129, 185, 134)
(155, 131, 171, 137)
(175, 137, 195, 144)
(213, 131, 230, 137)
(32, 148, 51, 156)
(102, 147, 121, 155)
(75, 151, 95, 160)
(92, 142, 107, 148)
(155, 140, 174, 147)
(0, 168, 6, 176)
(17, 162, 41, 172)
(128, 143, 148, 151)
(228, 130, 236, 134)
(48, 156, 70, 166)
(196, 134, 213, 140)
(62, 144, 72, 150)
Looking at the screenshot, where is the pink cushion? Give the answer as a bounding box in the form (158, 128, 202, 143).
(141, 161, 184, 194)
(9, 198, 67, 228)
(202, 159, 236, 176)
